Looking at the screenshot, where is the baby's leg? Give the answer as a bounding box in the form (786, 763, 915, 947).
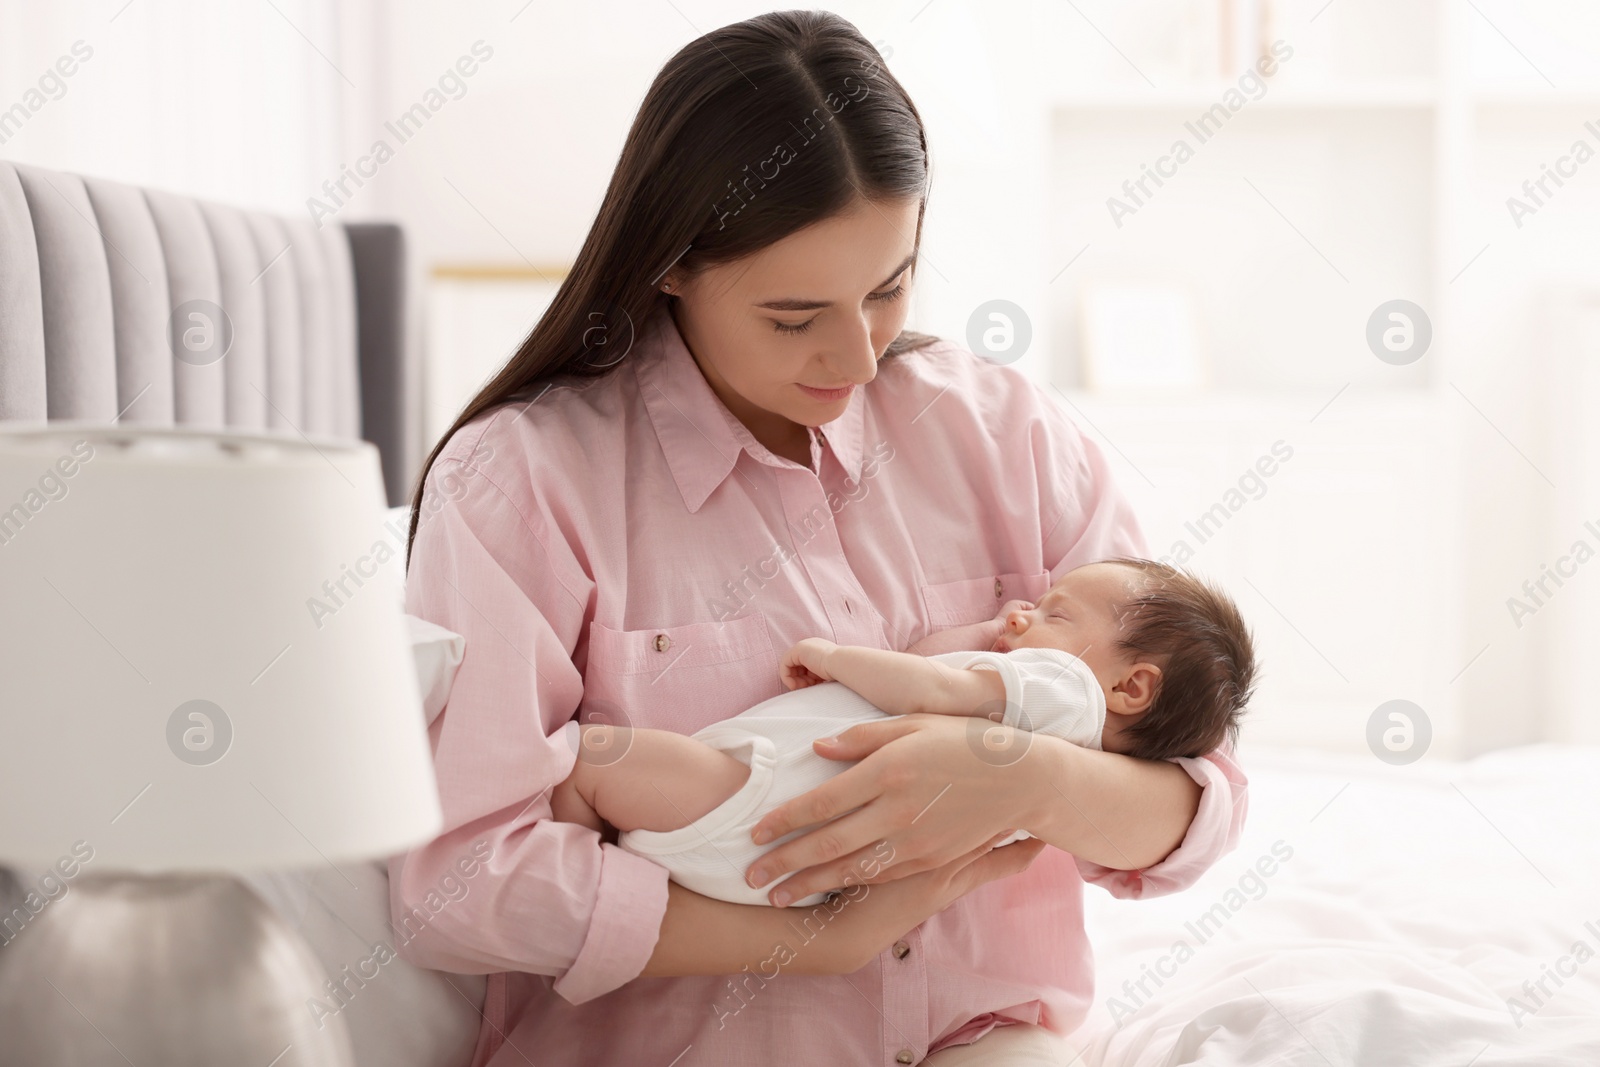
(550, 725, 751, 834)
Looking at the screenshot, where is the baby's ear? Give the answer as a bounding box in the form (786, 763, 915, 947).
(1108, 661, 1162, 714)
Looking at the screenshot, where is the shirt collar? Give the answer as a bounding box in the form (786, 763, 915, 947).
(634, 308, 867, 514)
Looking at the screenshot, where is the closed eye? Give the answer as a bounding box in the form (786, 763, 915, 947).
(771, 281, 907, 334)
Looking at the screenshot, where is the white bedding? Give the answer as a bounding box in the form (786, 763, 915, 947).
(1070, 743, 1600, 1065)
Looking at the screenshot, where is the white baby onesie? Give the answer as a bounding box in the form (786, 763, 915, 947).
(597, 647, 1106, 908)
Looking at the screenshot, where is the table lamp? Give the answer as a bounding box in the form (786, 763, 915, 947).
(0, 424, 442, 1067)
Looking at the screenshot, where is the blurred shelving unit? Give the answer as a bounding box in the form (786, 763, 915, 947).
(1044, 5, 1449, 394)
(1039, 0, 1597, 397)
(1026, 0, 1600, 752)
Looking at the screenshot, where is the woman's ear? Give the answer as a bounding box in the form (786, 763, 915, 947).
(1106, 661, 1162, 716)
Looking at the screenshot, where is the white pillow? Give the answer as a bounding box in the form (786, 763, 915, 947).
(243, 504, 482, 1067)
(407, 614, 465, 727)
(381, 505, 467, 724)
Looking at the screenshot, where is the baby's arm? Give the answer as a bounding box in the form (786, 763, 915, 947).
(550, 725, 751, 835)
(782, 638, 1006, 718)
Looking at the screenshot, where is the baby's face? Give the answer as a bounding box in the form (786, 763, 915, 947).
(990, 562, 1139, 681)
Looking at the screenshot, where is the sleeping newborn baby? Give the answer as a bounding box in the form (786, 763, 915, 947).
(550, 557, 1256, 907)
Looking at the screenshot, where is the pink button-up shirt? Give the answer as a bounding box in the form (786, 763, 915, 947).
(391, 308, 1248, 1067)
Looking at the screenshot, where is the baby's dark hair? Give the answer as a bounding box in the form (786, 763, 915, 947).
(1103, 558, 1256, 761)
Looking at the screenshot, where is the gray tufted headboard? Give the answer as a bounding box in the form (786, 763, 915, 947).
(0, 161, 414, 505)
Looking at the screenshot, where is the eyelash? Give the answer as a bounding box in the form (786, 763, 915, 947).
(772, 282, 906, 334)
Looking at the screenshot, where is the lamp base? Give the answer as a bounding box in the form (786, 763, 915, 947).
(0, 871, 353, 1067)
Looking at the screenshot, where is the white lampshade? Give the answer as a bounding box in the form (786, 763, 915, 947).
(0, 424, 441, 872)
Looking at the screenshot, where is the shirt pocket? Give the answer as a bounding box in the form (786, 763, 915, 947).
(921, 570, 1053, 629)
(581, 613, 781, 736)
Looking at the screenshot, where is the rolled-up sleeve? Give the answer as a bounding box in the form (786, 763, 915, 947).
(1074, 744, 1249, 898)
(387, 442, 670, 1004)
(1030, 384, 1251, 897)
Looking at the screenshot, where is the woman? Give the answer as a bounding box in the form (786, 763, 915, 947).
(393, 11, 1246, 1066)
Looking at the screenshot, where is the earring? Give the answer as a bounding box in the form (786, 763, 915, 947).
(661, 281, 672, 292)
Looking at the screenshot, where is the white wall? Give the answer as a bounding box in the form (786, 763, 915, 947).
(0, 0, 348, 212)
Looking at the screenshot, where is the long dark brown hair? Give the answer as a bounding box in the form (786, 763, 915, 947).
(405, 10, 940, 566)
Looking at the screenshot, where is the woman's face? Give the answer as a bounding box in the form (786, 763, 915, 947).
(664, 196, 920, 444)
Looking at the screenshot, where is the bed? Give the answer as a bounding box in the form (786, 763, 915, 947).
(1074, 743, 1600, 1065)
(4, 160, 1597, 1065)
(0, 159, 413, 505)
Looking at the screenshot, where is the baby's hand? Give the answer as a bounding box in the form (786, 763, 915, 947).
(997, 599, 1034, 620)
(781, 637, 839, 689)
(983, 600, 1034, 651)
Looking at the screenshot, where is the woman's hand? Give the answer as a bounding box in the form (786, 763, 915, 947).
(744, 713, 1042, 906)
(780, 637, 840, 689)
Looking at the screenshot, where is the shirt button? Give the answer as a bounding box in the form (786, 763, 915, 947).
(654, 634, 670, 652)
(892, 940, 910, 960)
(994, 578, 1004, 599)
(896, 1051, 915, 1064)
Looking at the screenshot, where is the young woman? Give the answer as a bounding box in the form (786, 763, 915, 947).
(392, 11, 1247, 1066)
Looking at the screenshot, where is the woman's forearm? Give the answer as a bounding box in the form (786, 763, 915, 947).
(640, 880, 862, 978)
(1018, 736, 1201, 870)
